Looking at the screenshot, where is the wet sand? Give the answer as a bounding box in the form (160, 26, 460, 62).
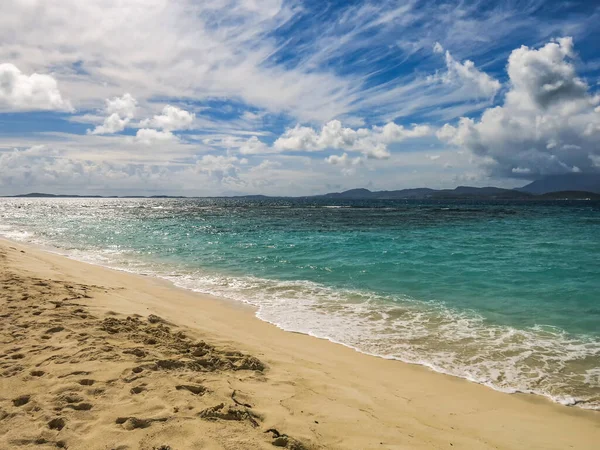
(0, 238, 598, 449)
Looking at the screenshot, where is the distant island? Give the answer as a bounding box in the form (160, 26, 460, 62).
(317, 187, 600, 200)
(7, 188, 600, 201)
(5, 174, 600, 200)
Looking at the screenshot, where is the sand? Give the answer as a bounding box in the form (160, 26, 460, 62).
(0, 238, 598, 450)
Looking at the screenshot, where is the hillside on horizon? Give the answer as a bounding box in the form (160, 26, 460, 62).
(6, 174, 600, 200)
(518, 173, 600, 195)
(322, 174, 600, 199)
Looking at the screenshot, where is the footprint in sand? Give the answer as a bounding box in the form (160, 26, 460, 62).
(48, 417, 66, 430)
(130, 385, 146, 395)
(45, 326, 65, 334)
(265, 429, 309, 450)
(60, 393, 84, 404)
(66, 402, 93, 411)
(175, 384, 207, 396)
(115, 416, 168, 430)
(198, 403, 260, 427)
(123, 348, 146, 358)
(12, 395, 30, 407)
(58, 370, 91, 379)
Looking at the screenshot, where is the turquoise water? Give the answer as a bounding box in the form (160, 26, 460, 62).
(0, 197, 598, 409)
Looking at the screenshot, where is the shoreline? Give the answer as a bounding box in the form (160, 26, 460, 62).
(3, 234, 597, 411)
(0, 237, 598, 449)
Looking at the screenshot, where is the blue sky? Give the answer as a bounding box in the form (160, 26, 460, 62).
(0, 0, 599, 195)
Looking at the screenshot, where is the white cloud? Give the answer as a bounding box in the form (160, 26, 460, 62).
(241, 111, 264, 122)
(89, 93, 137, 134)
(2, 3, 596, 196)
(140, 105, 195, 131)
(0, 0, 360, 122)
(92, 100, 194, 141)
(250, 159, 281, 172)
(326, 153, 362, 165)
(353, 47, 502, 123)
(239, 136, 271, 155)
(0, 63, 72, 111)
(89, 113, 129, 135)
(0, 0, 592, 128)
(274, 120, 432, 159)
(374, 122, 432, 142)
(135, 128, 176, 145)
(326, 152, 364, 175)
(431, 47, 501, 99)
(0, 145, 190, 194)
(0, 144, 251, 195)
(0, 137, 507, 197)
(194, 154, 248, 182)
(105, 92, 137, 117)
(437, 37, 600, 178)
(201, 135, 275, 155)
(505, 37, 587, 110)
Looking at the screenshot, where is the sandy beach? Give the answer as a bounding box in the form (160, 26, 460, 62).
(0, 237, 598, 450)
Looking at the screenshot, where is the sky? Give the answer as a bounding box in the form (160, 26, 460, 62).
(0, 0, 599, 196)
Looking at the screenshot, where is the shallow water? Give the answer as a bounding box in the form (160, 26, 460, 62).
(1, 197, 598, 409)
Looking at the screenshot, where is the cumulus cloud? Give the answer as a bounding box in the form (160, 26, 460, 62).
(93, 102, 193, 142)
(437, 37, 600, 179)
(431, 44, 501, 99)
(0, 145, 158, 190)
(89, 93, 137, 135)
(238, 136, 271, 155)
(0, 145, 78, 188)
(274, 120, 432, 159)
(134, 128, 177, 145)
(326, 153, 362, 165)
(0, 63, 72, 111)
(0, 144, 251, 195)
(140, 105, 195, 131)
(0, 145, 50, 168)
(195, 154, 248, 182)
(90, 113, 129, 135)
(326, 152, 364, 175)
(201, 135, 274, 155)
(250, 159, 281, 172)
(506, 37, 588, 110)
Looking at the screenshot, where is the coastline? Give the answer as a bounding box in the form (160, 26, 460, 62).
(0, 237, 598, 449)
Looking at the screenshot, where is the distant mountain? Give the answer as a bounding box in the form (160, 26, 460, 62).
(321, 188, 381, 199)
(321, 186, 531, 200)
(519, 174, 600, 194)
(14, 193, 104, 198)
(321, 176, 600, 200)
(7, 182, 600, 200)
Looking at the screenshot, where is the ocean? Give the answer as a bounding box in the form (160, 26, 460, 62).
(0, 197, 598, 409)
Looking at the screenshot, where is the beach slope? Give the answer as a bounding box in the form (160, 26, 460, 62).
(0, 239, 598, 449)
